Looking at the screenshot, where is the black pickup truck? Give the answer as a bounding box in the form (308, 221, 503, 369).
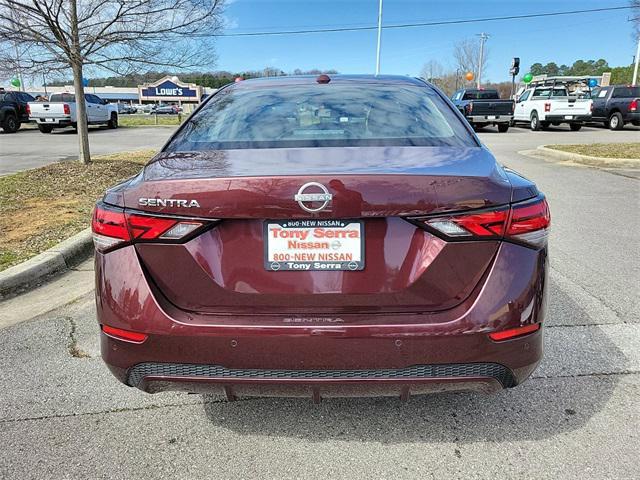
(590, 85, 640, 130)
(0, 88, 34, 133)
(451, 88, 514, 132)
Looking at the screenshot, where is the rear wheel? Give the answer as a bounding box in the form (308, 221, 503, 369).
(608, 112, 623, 131)
(38, 124, 53, 133)
(569, 123, 582, 131)
(108, 113, 118, 129)
(530, 112, 541, 131)
(497, 123, 509, 133)
(2, 114, 19, 133)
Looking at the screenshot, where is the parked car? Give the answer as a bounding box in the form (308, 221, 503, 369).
(117, 103, 137, 114)
(450, 88, 514, 132)
(152, 104, 179, 115)
(29, 92, 118, 133)
(512, 84, 592, 131)
(92, 75, 549, 400)
(0, 88, 34, 133)
(589, 85, 640, 130)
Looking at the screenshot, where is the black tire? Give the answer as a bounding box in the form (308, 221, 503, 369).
(1, 114, 19, 133)
(540, 121, 550, 130)
(530, 111, 541, 131)
(497, 123, 509, 133)
(108, 113, 118, 129)
(38, 124, 53, 133)
(509, 119, 515, 127)
(569, 123, 582, 131)
(608, 112, 623, 131)
(632, 120, 640, 126)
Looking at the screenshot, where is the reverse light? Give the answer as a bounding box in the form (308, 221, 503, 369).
(489, 323, 540, 341)
(91, 203, 210, 253)
(412, 196, 550, 248)
(101, 324, 148, 343)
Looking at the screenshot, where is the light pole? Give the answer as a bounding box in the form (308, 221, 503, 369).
(633, 35, 640, 86)
(476, 33, 489, 88)
(375, 0, 383, 75)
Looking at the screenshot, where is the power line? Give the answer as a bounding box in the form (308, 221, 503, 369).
(210, 5, 634, 38)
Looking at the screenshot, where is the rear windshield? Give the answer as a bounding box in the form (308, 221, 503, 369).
(166, 83, 476, 151)
(462, 90, 499, 100)
(612, 86, 640, 98)
(532, 87, 569, 97)
(50, 93, 75, 102)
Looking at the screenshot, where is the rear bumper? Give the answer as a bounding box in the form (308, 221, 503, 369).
(96, 241, 547, 398)
(468, 114, 512, 123)
(624, 112, 640, 122)
(544, 114, 590, 122)
(32, 116, 72, 126)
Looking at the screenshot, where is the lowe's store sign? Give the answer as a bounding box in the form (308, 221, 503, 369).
(139, 77, 201, 101)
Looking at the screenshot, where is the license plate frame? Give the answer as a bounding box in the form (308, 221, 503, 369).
(264, 219, 365, 271)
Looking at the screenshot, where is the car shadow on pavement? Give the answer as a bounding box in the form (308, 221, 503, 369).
(202, 280, 626, 444)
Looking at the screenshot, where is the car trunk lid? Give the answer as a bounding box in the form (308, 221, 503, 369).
(119, 146, 516, 315)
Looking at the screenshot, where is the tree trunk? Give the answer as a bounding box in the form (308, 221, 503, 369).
(69, 0, 91, 165)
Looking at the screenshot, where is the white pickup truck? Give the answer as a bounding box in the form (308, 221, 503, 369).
(28, 92, 118, 133)
(512, 85, 592, 131)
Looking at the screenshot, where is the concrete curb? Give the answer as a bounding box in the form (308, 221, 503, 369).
(0, 228, 93, 299)
(537, 146, 640, 169)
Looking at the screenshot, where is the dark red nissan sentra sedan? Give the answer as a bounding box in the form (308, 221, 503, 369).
(92, 75, 549, 401)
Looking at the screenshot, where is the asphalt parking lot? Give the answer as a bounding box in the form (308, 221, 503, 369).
(0, 125, 173, 175)
(0, 127, 638, 479)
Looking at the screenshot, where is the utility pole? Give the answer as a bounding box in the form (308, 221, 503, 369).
(476, 33, 489, 88)
(633, 35, 640, 86)
(375, 0, 383, 75)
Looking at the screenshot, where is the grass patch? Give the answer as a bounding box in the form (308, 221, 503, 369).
(0, 149, 156, 271)
(118, 114, 184, 127)
(547, 143, 640, 159)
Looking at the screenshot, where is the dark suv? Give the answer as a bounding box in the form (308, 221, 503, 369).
(0, 89, 34, 133)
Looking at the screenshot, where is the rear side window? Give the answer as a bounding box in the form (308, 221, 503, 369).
(612, 87, 640, 98)
(167, 83, 476, 151)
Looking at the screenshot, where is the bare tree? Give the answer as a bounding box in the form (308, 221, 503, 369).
(453, 37, 489, 84)
(0, 0, 225, 164)
(420, 60, 444, 83)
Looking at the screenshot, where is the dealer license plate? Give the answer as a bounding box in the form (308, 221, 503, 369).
(487, 115, 497, 120)
(564, 115, 573, 120)
(265, 219, 364, 271)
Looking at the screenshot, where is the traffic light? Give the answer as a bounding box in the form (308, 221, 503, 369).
(509, 57, 520, 76)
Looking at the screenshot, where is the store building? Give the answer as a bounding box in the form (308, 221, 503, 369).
(26, 76, 216, 112)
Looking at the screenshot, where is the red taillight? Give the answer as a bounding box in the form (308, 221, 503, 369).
(63, 103, 70, 115)
(101, 325, 148, 343)
(630, 99, 638, 112)
(544, 102, 551, 112)
(91, 203, 207, 252)
(26, 104, 31, 116)
(414, 197, 550, 248)
(468, 102, 473, 114)
(489, 323, 540, 341)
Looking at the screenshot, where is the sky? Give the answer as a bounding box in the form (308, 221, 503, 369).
(215, 0, 638, 82)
